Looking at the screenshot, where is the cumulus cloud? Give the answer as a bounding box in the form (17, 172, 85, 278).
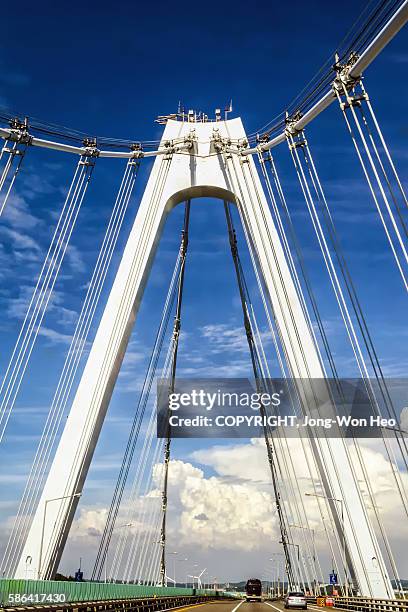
(67, 437, 408, 564)
(192, 438, 271, 484)
(188, 438, 408, 568)
(12, 438, 408, 580)
(73, 508, 108, 539)
(151, 459, 277, 551)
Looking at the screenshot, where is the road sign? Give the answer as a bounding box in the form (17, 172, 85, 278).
(75, 570, 83, 582)
(329, 573, 337, 585)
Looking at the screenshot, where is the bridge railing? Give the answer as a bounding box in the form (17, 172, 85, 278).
(0, 579, 218, 607)
(307, 596, 408, 612)
(0, 594, 215, 612)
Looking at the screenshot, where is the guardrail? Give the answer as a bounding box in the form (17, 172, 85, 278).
(0, 594, 216, 612)
(307, 596, 408, 612)
(0, 580, 219, 608)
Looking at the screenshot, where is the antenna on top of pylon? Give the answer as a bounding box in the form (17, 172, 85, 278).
(224, 100, 233, 120)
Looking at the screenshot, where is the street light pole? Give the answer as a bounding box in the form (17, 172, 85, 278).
(289, 524, 319, 595)
(104, 522, 133, 583)
(180, 557, 188, 588)
(305, 492, 348, 596)
(25, 556, 32, 579)
(280, 540, 300, 590)
(270, 553, 284, 597)
(38, 492, 81, 580)
(170, 551, 178, 586)
(191, 563, 198, 589)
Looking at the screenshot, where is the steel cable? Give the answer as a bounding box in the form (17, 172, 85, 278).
(0, 155, 94, 448)
(3, 157, 137, 578)
(94, 249, 181, 581)
(335, 84, 408, 292)
(287, 132, 406, 589)
(221, 146, 358, 592)
(40, 153, 173, 579)
(260, 146, 405, 591)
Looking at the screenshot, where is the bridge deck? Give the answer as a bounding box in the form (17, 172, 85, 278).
(159, 599, 332, 612)
(0, 597, 335, 612)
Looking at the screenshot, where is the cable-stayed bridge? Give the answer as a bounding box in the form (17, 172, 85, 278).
(0, 0, 407, 609)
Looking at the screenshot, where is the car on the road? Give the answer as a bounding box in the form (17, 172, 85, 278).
(284, 591, 307, 609)
(245, 578, 262, 602)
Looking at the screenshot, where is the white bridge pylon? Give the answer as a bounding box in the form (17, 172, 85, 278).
(15, 118, 392, 598)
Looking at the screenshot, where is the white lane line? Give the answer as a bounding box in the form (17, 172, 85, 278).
(264, 602, 284, 612)
(231, 600, 245, 612)
(266, 603, 327, 612)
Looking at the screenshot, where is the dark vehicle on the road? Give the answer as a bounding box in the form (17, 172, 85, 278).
(245, 578, 262, 602)
(284, 591, 307, 610)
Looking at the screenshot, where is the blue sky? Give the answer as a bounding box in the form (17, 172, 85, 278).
(0, 0, 407, 583)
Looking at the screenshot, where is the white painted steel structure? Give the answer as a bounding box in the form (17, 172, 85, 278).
(14, 117, 393, 598)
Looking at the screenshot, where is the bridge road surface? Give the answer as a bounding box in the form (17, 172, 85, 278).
(0, 599, 332, 612)
(184, 599, 330, 612)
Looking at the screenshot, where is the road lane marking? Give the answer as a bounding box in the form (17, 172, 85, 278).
(163, 602, 222, 612)
(165, 604, 207, 612)
(183, 602, 239, 610)
(231, 600, 245, 612)
(264, 602, 284, 612)
(265, 602, 329, 612)
(208, 603, 241, 607)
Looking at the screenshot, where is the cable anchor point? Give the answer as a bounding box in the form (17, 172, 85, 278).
(81, 138, 100, 162)
(284, 110, 306, 144)
(8, 116, 33, 147)
(332, 52, 364, 101)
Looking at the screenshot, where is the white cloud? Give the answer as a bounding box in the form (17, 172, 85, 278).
(1, 192, 40, 231)
(71, 507, 108, 539)
(66, 245, 86, 274)
(57, 306, 79, 327)
(192, 438, 271, 484)
(188, 437, 408, 567)
(6, 285, 36, 319)
(178, 359, 252, 377)
(0, 226, 41, 253)
(200, 324, 249, 354)
(38, 326, 74, 346)
(153, 459, 277, 551)
(43, 436, 408, 580)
